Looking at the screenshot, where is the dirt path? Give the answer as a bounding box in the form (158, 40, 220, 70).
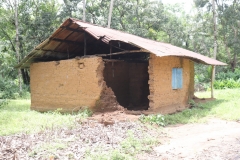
(154, 118, 240, 160)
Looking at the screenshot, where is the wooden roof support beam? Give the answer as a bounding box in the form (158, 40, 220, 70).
(84, 31, 87, 55)
(60, 26, 84, 33)
(49, 38, 83, 45)
(34, 48, 75, 56)
(53, 29, 76, 51)
(95, 49, 149, 57)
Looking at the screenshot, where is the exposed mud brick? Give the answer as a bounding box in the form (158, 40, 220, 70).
(93, 60, 122, 112)
(103, 61, 130, 107)
(30, 57, 121, 112)
(148, 55, 194, 114)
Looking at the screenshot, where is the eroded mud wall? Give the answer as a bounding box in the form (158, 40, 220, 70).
(148, 55, 194, 114)
(103, 62, 129, 107)
(30, 57, 116, 112)
(104, 61, 149, 110)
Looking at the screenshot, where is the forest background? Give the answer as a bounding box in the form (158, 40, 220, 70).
(0, 0, 240, 99)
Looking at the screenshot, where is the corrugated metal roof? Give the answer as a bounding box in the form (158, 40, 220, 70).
(17, 18, 226, 68)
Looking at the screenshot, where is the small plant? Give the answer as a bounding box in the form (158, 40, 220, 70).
(0, 99, 9, 108)
(189, 99, 203, 109)
(120, 131, 158, 156)
(53, 108, 63, 114)
(78, 107, 92, 118)
(139, 114, 166, 126)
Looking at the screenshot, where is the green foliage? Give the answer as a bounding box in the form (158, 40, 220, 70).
(216, 68, 240, 81)
(189, 99, 203, 109)
(0, 77, 19, 99)
(214, 68, 240, 89)
(78, 107, 93, 118)
(0, 99, 9, 108)
(194, 64, 211, 87)
(1, 0, 239, 97)
(195, 67, 240, 90)
(139, 114, 166, 126)
(214, 78, 240, 89)
(0, 77, 30, 99)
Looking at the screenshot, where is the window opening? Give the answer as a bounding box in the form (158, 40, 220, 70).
(172, 68, 183, 89)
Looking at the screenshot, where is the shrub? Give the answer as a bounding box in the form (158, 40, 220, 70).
(214, 78, 240, 89)
(139, 114, 166, 126)
(215, 68, 240, 81)
(0, 99, 9, 108)
(0, 77, 30, 99)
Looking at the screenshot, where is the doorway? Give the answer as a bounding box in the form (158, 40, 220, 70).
(103, 60, 150, 110)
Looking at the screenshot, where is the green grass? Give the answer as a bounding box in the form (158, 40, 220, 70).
(1, 88, 239, 136)
(141, 88, 240, 126)
(84, 131, 159, 160)
(165, 88, 240, 124)
(0, 100, 91, 136)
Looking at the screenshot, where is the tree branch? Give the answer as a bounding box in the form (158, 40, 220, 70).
(0, 28, 16, 52)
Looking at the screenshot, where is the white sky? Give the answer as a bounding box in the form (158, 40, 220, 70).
(161, 0, 194, 12)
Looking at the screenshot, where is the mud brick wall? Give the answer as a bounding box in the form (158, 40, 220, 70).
(148, 55, 194, 114)
(30, 57, 117, 112)
(104, 61, 149, 109)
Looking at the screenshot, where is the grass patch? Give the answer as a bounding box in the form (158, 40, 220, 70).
(29, 142, 67, 159)
(140, 88, 240, 126)
(84, 131, 159, 160)
(0, 100, 91, 136)
(166, 88, 240, 124)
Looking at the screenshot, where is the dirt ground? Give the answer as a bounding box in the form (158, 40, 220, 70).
(153, 118, 240, 160)
(0, 111, 240, 160)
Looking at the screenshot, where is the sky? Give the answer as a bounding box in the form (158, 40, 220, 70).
(161, 0, 194, 12)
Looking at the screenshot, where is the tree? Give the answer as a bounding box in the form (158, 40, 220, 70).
(14, 0, 22, 91)
(194, 0, 240, 71)
(217, 0, 240, 71)
(107, 0, 114, 28)
(212, 0, 217, 80)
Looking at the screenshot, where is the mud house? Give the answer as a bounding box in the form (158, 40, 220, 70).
(17, 18, 226, 114)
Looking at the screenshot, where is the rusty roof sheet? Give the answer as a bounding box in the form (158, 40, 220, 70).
(73, 19, 226, 66)
(17, 18, 226, 68)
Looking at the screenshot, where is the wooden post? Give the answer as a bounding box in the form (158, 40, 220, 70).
(110, 43, 112, 59)
(84, 32, 86, 55)
(211, 65, 215, 98)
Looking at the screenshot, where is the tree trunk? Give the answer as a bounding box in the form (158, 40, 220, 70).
(21, 69, 30, 85)
(231, 53, 237, 72)
(14, 0, 22, 92)
(107, 0, 114, 28)
(83, 0, 86, 22)
(212, 0, 217, 81)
